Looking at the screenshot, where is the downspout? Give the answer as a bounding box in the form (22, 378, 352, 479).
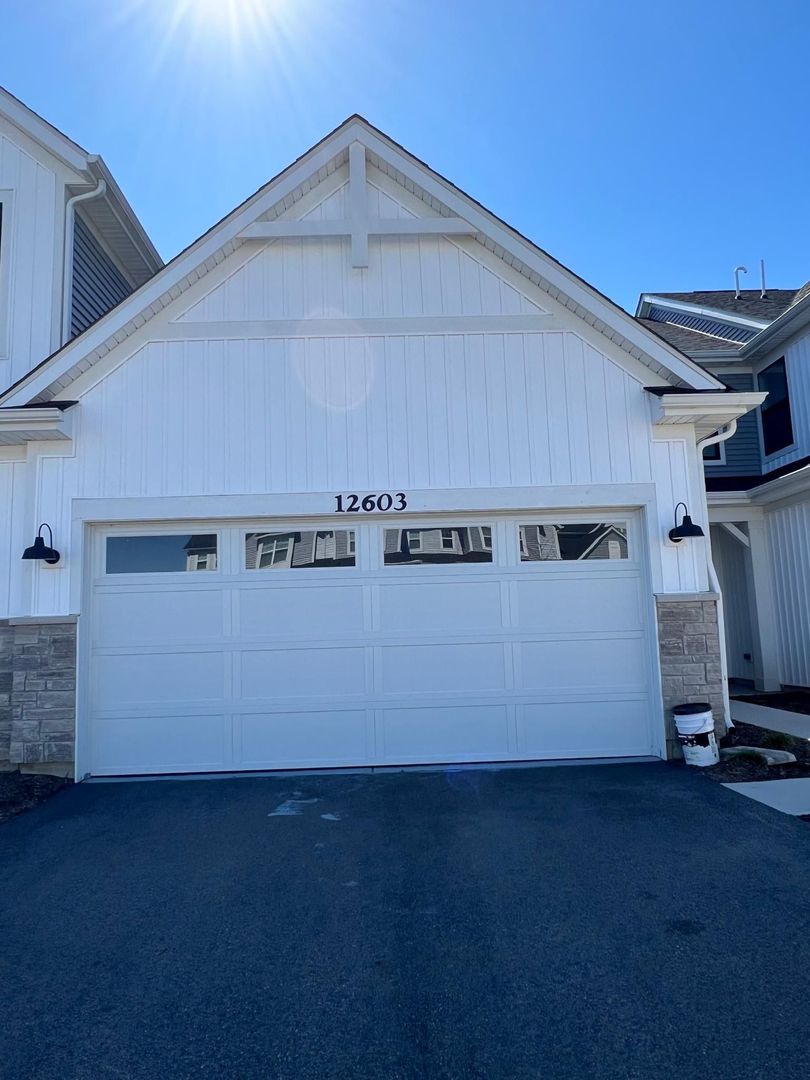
(696, 421, 738, 731)
(62, 179, 107, 345)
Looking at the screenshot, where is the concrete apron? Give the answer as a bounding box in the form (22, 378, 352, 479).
(723, 777, 810, 816)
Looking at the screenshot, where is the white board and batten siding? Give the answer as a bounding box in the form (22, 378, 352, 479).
(25, 333, 706, 616)
(767, 500, 810, 687)
(19, 208, 708, 616)
(0, 122, 63, 389)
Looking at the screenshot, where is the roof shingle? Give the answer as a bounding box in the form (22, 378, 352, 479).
(652, 290, 798, 321)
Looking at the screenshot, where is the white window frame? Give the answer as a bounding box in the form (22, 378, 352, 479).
(100, 527, 222, 579)
(516, 519, 631, 566)
(755, 354, 798, 463)
(256, 535, 293, 569)
(406, 529, 423, 551)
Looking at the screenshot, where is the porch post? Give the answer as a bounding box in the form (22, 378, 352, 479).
(744, 517, 781, 691)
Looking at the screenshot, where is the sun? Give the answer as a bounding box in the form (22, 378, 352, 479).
(176, 0, 285, 39)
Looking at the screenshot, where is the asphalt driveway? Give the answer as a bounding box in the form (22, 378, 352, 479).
(2, 763, 810, 1080)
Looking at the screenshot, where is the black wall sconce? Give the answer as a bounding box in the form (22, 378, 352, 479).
(669, 502, 705, 544)
(22, 523, 61, 565)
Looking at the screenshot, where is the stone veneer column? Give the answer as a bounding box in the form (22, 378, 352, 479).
(0, 623, 12, 764)
(0, 618, 77, 775)
(656, 595, 725, 759)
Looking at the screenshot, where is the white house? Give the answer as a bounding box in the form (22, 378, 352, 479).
(637, 288, 810, 694)
(0, 103, 764, 778)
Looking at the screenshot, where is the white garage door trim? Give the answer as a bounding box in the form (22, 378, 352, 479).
(77, 510, 664, 777)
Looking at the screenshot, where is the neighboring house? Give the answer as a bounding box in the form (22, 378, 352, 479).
(0, 101, 765, 779)
(0, 87, 161, 392)
(637, 288, 810, 692)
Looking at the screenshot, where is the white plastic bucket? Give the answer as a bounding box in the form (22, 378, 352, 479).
(673, 704, 719, 767)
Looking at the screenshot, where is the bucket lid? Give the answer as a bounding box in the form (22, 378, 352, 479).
(672, 702, 712, 715)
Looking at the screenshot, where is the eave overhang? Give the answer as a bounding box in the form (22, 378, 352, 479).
(648, 390, 766, 440)
(0, 405, 75, 445)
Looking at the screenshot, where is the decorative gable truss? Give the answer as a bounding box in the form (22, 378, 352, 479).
(0, 115, 728, 414)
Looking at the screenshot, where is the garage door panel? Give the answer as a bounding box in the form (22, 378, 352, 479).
(93, 589, 226, 645)
(238, 585, 366, 639)
(86, 518, 657, 774)
(238, 710, 368, 768)
(377, 581, 503, 633)
(240, 647, 367, 699)
(94, 652, 226, 706)
(379, 705, 511, 762)
(520, 637, 646, 692)
(91, 714, 229, 774)
(513, 576, 643, 633)
(380, 643, 506, 694)
(519, 699, 651, 757)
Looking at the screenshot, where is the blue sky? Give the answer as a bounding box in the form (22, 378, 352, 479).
(2, 0, 808, 311)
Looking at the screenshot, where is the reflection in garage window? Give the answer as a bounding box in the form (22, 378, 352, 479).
(519, 523, 628, 561)
(106, 534, 218, 574)
(384, 527, 493, 565)
(245, 531, 356, 569)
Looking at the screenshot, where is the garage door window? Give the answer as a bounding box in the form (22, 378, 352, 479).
(384, 526, 493, 565)
(519, 523, 628, 562)
(106, 534, 218, 574)
(245, 530, 356, 569)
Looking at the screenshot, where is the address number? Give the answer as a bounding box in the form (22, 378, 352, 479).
(334, 492, 407, 513)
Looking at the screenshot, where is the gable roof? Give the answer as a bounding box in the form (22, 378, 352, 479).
(652, 289, 798, 322)
(0, 114, 723, 406)
(0, 85, 162, 288)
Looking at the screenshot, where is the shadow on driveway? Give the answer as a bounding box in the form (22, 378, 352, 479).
(1, 762, 809, 1079)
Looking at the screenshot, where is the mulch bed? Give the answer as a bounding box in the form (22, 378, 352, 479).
(734, 690, 810, 716)
(0, 771, 70, 824)
(703, 721, 810, 783)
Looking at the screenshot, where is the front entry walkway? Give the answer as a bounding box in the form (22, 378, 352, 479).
(2, 764, 810, 1079)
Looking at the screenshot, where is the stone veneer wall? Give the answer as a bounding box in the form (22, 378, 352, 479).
(656, 595, 725, 758)
(0, 618, 77, 773)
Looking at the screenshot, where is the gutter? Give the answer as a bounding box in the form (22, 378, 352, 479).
(62, 179, 107, 345)
(696, 420, 741, 734)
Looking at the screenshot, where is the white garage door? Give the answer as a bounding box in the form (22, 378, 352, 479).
(82, 514, 658, 776)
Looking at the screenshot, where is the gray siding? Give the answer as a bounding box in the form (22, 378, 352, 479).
(71, 213, 133, 338)
(703, 372, 762, 478)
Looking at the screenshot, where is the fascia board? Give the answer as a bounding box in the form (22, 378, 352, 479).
(749, 464, 810, 506)
(652, 391, 766, 430)
(0, 88, 88, 174)
(741, 295, 810, 361)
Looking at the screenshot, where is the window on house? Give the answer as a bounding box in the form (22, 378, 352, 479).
(702, 442, 722, 462)
(757, 357, 794, 456)
(106, 534, 218, 573)
(519, 523, 628, 562)
(245, 530, 356, 569)
(385, 527, 494, 565)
